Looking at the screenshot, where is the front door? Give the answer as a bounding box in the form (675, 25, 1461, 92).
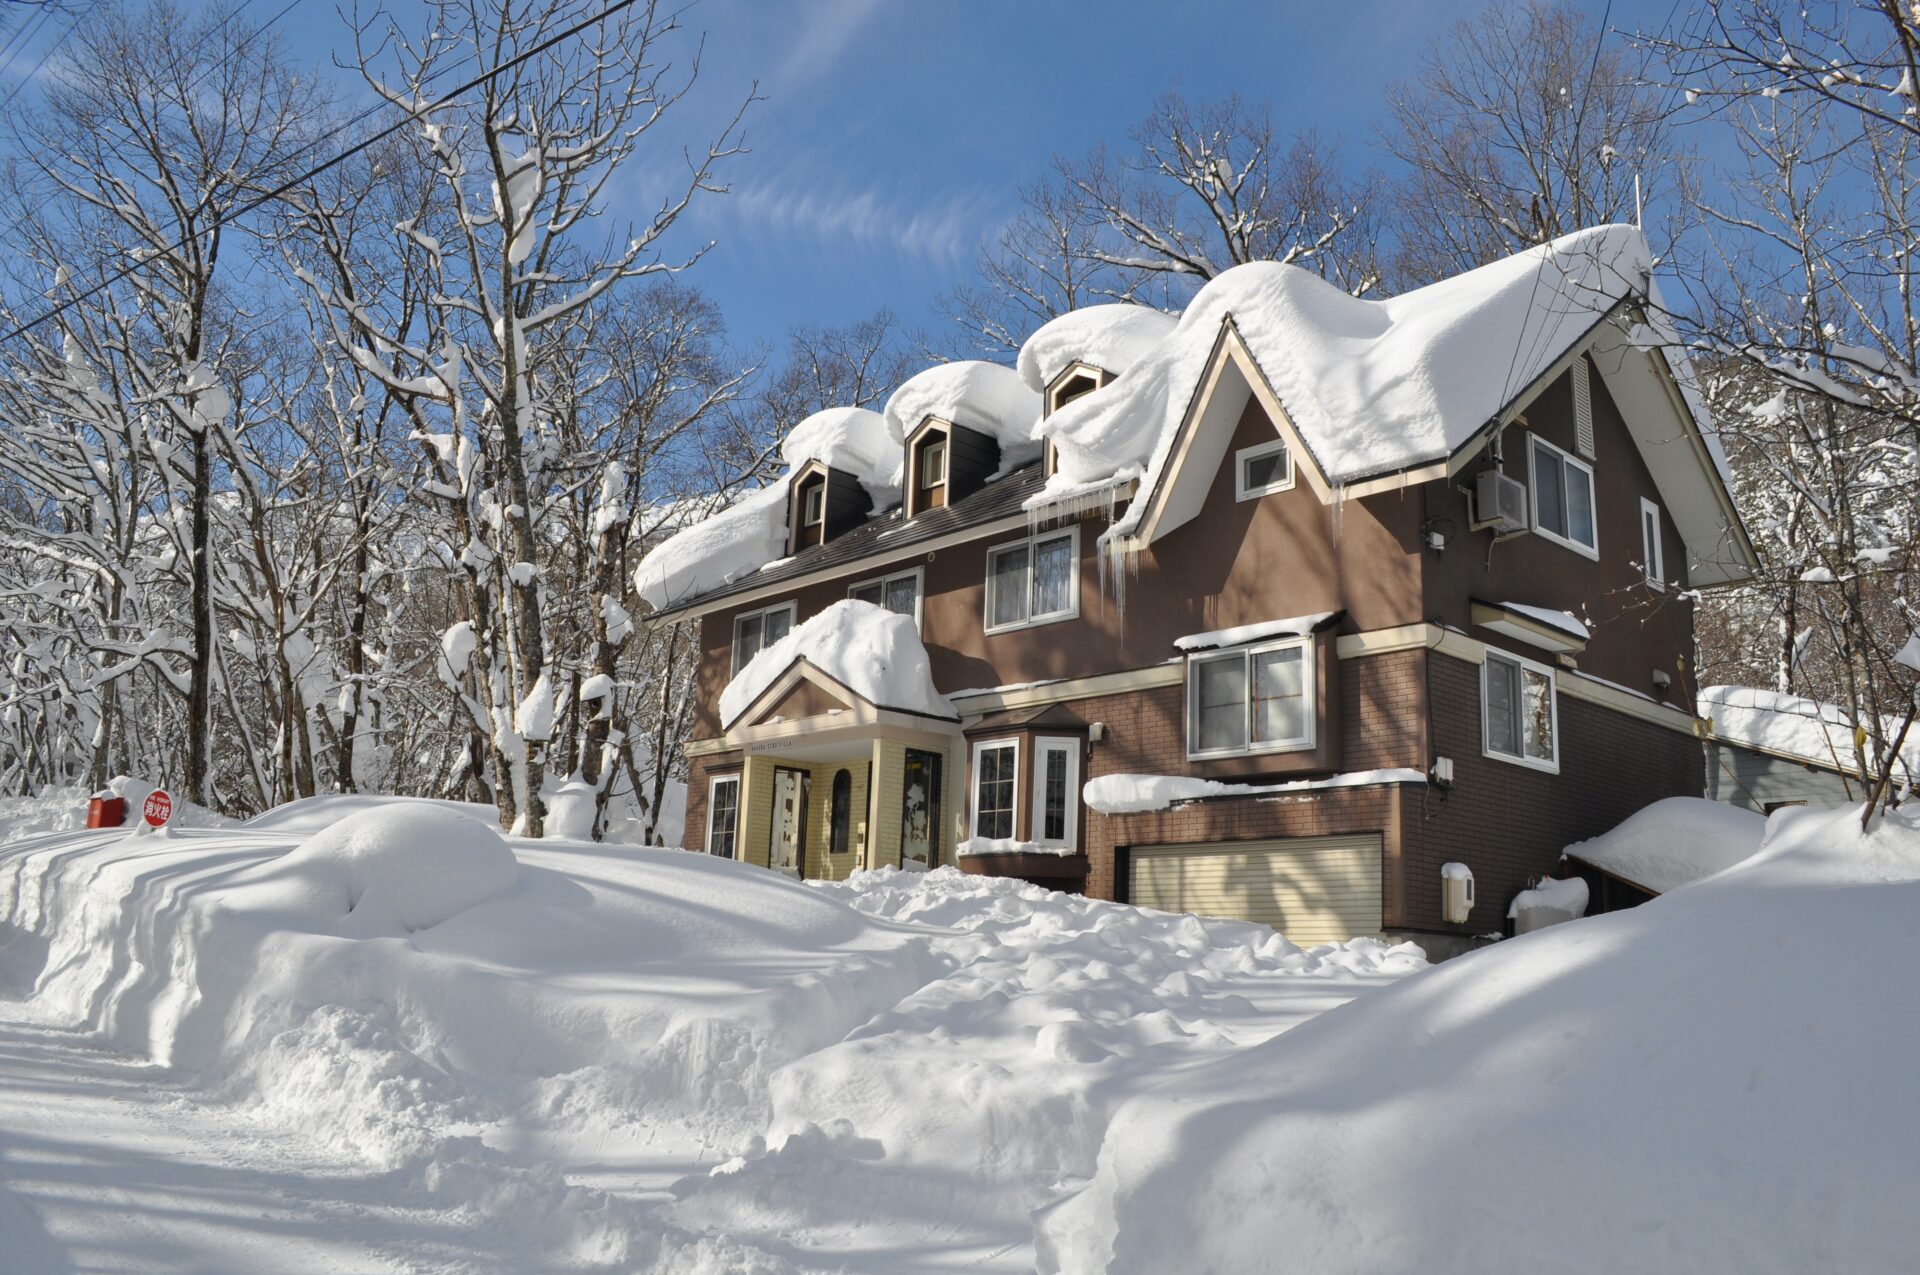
(900, 749, 943, 871)
(771, 766, 808, 878)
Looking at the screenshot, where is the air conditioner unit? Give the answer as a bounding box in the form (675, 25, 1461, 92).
(1474, 469, 1529, 534)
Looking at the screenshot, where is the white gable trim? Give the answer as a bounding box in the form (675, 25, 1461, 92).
(1130, 322, 1335, 549)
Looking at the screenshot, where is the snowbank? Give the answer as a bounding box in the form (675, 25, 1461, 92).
(1701, 683, 1920, 777)
(1033, 224, 1653, 529)
(1505, 874, 1589, 926)
(672, 867, 1423, 1256)
(261, 805, 519, 931)
(883, 360, 1041, 463)
(1084, 769, 1426, 815)
(1563, 795, 1767, 893)
(1015, 303, 1179, 393)
(634, 407, 901, 611)
(717, 599, 956, 728)
(1037, 805, 1920, 1274)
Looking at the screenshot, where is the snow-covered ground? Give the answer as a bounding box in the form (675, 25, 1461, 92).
(0, 796, 1418, 1272)
(1035, 803, 1920, 1274)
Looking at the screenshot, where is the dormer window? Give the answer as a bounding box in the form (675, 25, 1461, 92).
(908, 425, 952, 517)
(802, 484, 824, 526)
(792, 471, 829, 549)
(1046, 366, 1104, 416)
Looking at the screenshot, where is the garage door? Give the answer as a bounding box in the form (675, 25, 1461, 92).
(1129, 834, 1383, 945)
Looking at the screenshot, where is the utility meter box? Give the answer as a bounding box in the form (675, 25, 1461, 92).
(1441, 862, 1475, 924)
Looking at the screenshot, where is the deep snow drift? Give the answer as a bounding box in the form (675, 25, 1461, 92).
(0, 797, 1418, 1272)
(1563, 795, 1767, 893)
(1037, 804, 1920, 1274)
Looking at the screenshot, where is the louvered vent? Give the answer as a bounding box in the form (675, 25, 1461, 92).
(1573, 357, 1595, 458)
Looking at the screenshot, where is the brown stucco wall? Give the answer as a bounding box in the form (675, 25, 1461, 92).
(1421, 356, 1698, 702)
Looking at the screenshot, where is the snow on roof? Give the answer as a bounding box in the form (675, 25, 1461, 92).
(1506, 875, 1589, 921)
(1015, 303, 1180, 393)
(1034, 224, 1655, 519)
(634, 408, 901, 611)
(883, 361, 1041, 459)
(1563, 796, 1766, 894)
(1700, 684, 1920, 776)
(718, 599, 956, 729)
(1173, 611, 1336, 652)
(1494, 602, 1590, 640)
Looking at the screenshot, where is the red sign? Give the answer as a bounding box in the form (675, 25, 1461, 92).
(142, 790, 173, 827)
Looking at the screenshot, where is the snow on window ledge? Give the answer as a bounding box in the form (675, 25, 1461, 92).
(1173, 611, 1336, 653)
(956, 837, 1082, 858)
(1084, 769, 1427, 815)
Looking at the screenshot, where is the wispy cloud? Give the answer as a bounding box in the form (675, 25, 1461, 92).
(770, 0, 889, 89)
(721, 163, 1004, 269)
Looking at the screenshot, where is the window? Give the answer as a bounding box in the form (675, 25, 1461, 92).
(731, 602, 795, 676)
(984, 527, 1078, 633)
(848, 567, 922, 623)
(706, 775, 740, 859)
(1483, 649, 1559, 772)
(921, 439, 947, 488)
(801, 482, 825, 527)
(1186, 637, 1314, 758)
(829, 769, 853, 856)
(1529, 435, 1597, 557)
(1235, 438, 1294, 501)
(1640, 497, 1665, 589)
(1033, 736, 1079, 848)
(1048, 369, 1101, 415)
(971, 739, 1019, 841)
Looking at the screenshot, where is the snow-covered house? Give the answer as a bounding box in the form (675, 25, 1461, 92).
(1700, 684, 1920, 814)
(637, 226, 1757, 954)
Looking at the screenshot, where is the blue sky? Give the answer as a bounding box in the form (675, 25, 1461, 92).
(1, 0, 1679, 355)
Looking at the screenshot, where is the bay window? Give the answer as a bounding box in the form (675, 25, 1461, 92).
(970, 738, 1019, 841)
(1186, 636, 1314, 759)
(1033, 736, 1080, 849)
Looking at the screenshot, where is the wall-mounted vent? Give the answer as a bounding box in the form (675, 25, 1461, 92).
(1572, 357, 1595, 458)
(1474, 469, 1529, 534)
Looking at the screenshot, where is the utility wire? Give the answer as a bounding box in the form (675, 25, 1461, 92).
(0, 0, 96, 119)
(2, 0, 641, 346)
(1494, 0, 1618, 417)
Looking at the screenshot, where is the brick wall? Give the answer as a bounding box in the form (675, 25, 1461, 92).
(1060, 651, 1429, 900)
(1397, 651, 1704, 935)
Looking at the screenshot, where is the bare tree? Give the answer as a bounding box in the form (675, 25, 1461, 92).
(1381, 0, 1674, 282)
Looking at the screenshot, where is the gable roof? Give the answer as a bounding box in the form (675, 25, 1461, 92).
(717, 599, 957, 730)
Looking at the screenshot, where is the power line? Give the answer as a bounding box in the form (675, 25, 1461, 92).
(1495, 0, 1617, 414)
(3, 0, 642, 346)
(0, 0, 95, 119)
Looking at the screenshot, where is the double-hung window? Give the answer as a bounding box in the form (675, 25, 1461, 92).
(1186, 637, 1314, 759)
(731, 602, 795, 676)
(985, 527, 1078, 633)
(1529, 435, 1597, 557)
(1483, 649, 1558, 771)
(970, 738, 1019, 842)
(849, 568, 922, 623)
(706, 774, 740, 858)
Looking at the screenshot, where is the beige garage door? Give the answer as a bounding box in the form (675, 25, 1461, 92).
(1129, 834, 1383, 945)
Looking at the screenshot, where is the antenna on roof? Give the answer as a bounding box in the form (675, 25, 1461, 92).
(1634, 172, 1644, 229)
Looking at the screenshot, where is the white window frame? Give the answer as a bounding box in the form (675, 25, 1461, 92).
(920, 437, 947, 488)
(1184, 635, 1317, 760)
(847, 565, 925, 627)
(1235, 438, 1295, 501)
(1481, 648, 1561, 774)
(1046, 366, 1105, 416)
(730, 601, 797, 677)
(1527, 434, 1598, 559)
(983, 524, 1080, 634)
(801, 481, 825, 527)
(1639, 497, 1665, 590)
(706, 774, 741, 859)
(969, 737, 1021, 842)
(1032, 735, 1080, 850)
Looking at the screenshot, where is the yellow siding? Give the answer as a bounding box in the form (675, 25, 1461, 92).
(738, 756, 775, 869)
(868, 739, 906, 870)
(1130, 835, 1384, 946)
(804, 759, 869, 883)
